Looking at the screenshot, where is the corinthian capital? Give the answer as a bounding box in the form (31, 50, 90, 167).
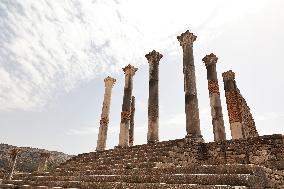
(202, 53, 218, 66)
(122, 64, 138, 76)
(145, 50, 163, 64)
(104, 76, 116, 87)
(177, 30, 197, 47)
(222, 70, 235, 81)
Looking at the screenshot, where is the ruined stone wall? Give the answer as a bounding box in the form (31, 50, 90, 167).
(205, 135, 283, 169)
(170, 135, 284, 170)
(0, 144, 72, 172)
(237, 90, 259, 138)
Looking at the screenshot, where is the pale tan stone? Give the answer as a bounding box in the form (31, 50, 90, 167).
(118, 65, 137, 147)
(37, 152, 50, 172)
(230, 122, 243, 139)
(96, 76, 116, 151)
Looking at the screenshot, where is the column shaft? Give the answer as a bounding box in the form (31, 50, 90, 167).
(96, 76, 116, 151)
(203, 53, 226, 141)
(118, 65, 137, 147)
(222, 70, 243, 139)
(7, 149, 20, 180)
(177, 30, 202, 138)
(129, 96, 135, 146)
(146, 50, 163, 143)
(37, 153, 50, 172)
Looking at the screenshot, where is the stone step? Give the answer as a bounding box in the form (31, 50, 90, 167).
(13, 164, 271, 179)
(64, 148, 173, 165)
(68, 153, 169, 165)
(64, 139, 184, 164)
(0, 183, 249, 189)
(0, 184, 50, 188)
(56, 164, 270, 177)
(3, 173, 265, 187)
(62, 156, 168, 170)
(59, 161, 160, 172)
(60, 154, 169, 169)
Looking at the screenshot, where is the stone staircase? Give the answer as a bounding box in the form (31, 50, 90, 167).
(1, 138, 283, 189)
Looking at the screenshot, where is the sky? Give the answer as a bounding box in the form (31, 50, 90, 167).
(0, 0, 284, 155)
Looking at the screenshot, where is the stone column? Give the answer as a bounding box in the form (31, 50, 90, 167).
(202, 53, 226, 141)
(7, 149, 21, 180)
(177, 30, 202, 139)
(145, 50, 163, 144)
(37, 152, 50, 172)
(222, 70, 243, 139)
(96, 76, 116, 151)
(129, 96, 135, 146)
(118, 64, 138, 147)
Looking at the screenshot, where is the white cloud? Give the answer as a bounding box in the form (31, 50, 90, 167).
(0, 0, 269, 111)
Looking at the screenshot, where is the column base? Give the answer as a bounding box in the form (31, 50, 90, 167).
(147, 140, 159, 144)
(95, 148, 106, 152)
(114, 145, 129, 150)
(185, 134, 204, 143)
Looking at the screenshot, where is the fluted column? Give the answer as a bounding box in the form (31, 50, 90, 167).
(96, 76, 116, 151)
(202, 53, 226, 141)
(145, 50, 163, 143)
(177, 30, 202, 138)
(7, 149, 21, 180)
(37, 152, 50, 172)
(222, 70, 243, 139)
(129, 96, 135, 146)
(118, 64, 138, 147)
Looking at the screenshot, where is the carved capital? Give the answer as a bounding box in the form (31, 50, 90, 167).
(122, 64, 138, 76)
(104, 76, 116, 87)
(177, 30, 197, 47)
(100, 117, 109, 125)
(121, 111, 131, 121)
(202, 53, 218, 66)
(222, 70, 235, 81)
(145, 50, 163, 64)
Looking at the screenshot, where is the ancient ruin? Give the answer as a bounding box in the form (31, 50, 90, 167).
(118, 64, 138, 147)
(202, 53, 226, 142)
(146, 50, 163, 144)
(222, 70, 259, 139)
(0, 30, 283, 188)
(177, 31, 202, 140)
(7, 149, 21, 180)
(37, 153, 50, 172)
(96, 76, 116, 151)
(129, 96, 135, 147)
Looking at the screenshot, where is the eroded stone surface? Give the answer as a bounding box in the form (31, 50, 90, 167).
(178, 31, 202, 139)
(2, 135, 284, 188)
(146, 50, 163, 144)
(96, 76, 116, 151)
(222, 70, 258, 139)
(203, 53, 226, 142)
(119, 65, 138, 147)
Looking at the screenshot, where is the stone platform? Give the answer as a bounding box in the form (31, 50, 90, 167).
(1, 135, 283, 188)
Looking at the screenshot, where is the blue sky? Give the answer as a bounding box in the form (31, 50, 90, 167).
(0, 0, 284, 154)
